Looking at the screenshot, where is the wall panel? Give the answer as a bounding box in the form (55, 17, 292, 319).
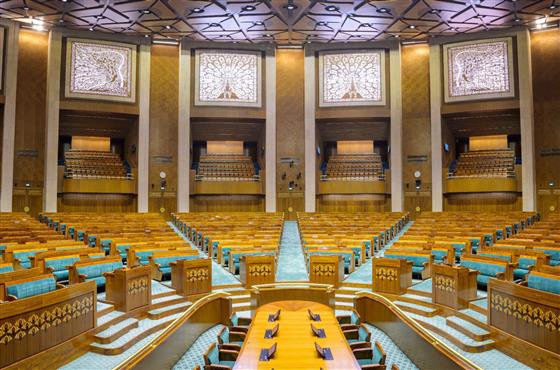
(444, 193, 521, 212)
(531, 28, 560, 216)
(190, 195, 264, 212)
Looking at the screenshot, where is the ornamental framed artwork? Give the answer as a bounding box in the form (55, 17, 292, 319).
(194, 49, 262, 107)
(318, 49, 386, 107)
(64, 38, 137, 103)
(443, 37, 515, 103)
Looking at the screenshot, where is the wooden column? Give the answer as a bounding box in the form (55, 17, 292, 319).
(0, 21, 19, 212)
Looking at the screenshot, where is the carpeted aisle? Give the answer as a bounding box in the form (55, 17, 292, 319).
(276, 221, 309, 281)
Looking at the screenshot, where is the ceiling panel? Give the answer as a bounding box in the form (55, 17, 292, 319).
(2, 0, 558, 44)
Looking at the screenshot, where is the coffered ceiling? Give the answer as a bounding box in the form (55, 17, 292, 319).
(1, 1, 558, 44)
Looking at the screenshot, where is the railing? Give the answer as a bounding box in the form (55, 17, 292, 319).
(354, 291, 481, 370)
(112, 291, 231, 370)
(250, 282, 336, 309)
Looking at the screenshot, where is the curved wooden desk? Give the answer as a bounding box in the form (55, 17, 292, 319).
(233, 300, 360, 369)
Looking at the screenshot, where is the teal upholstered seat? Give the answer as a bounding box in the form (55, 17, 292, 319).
(219, 327, 244, 347)
(431, 249, 447, 263)
(77, 231, 85, 241)
(14, 249, 47, 269)
(88, 235, 97, 247)
(385, 253, 429, 276)
(152, 255, 198, 280)
(76, 261, 123, 288)
(513, 257, 537, 280)
(484, 234, 493, 246)
(347, 326, 370, 344)
(0, 264, 14, 274)
(6, 277, 56, 299)
(469, 238, 480, 253)
(206, 344, 235, 368)
(101, 239, 112, 254)
(534, 248, 560, 266)
(461, 259, 506, 287)
(356, 341, 385, 367)
(527, 273, 560, 295)
(45, 256, 80, 281)
(116, 245, 130, 260)
(68, 226, 75, 239)
(478, 253, 511, 261)
(451, 243, 466, 258)
(136, 251, 155, 265)
(364, 240, 371, 256)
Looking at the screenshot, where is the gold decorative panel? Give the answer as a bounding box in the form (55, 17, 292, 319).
(375, 267, 397, 281)
(186, 267, 210, 282)
(434, 276, 456, 292)
(127, 277, 149, 295)
(312, 263, 336, 276)
(248, 264, 272, 277)
(491, 293, 559, 332)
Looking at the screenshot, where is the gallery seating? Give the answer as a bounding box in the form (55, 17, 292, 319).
(64, 149, 132, 179)
(322, 153, 384, 181)
(460, 254, 514, 289)
(450, 149, 515, 178)
(196, 153, 258, 182)
(68, 256, 124, 289)
(148, 251, 201, 281)
(3, 274, 60, 301)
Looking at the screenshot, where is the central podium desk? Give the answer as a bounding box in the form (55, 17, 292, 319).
(233, 301, 360, 369)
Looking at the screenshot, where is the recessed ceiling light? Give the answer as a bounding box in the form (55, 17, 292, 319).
(265, 34, 271, 37)
(209, 23, 219, 27)
(361, 23, 371, 27)
(377, 7, 390, 14)
(144, 34, 149, 38)
(96, 15, 104, 19)
(429, 9, 440, 14)
(61, 0, 68, 2)
(254, 21, 264, 25)
(284, 3, 297, 11)
(514, 17, 521, 22)
(192, 7, 204, 13)
(242, 5, 256, 11)
(316, 21, 327, 26)
(409, 25, 415, 29)
(89, 27, 94, 31)
(549, 4, 558, 9)
(325, 5, 338, 11)
(394, 34, 400, 38)
(142, 9, 151, 14)
(59, 18, 64, 23)
(165, 25, 172, 29)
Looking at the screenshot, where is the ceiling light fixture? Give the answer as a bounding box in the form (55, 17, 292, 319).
(429, 9, 440, 14)
(165, 25, 172, 29)
(377, 7, 390, 14)
(394, 34, 400, 38)
(242, 5, 256, 11)
(285, 3, 297, 11)
(142, 9, 151, 14)
(409, 25, 416, 29)
(192, 7, 204, 13)
(325, 5, 339, 11)
(209, 23, 219, 27)
(254, 21, 264, 25)
(89, 26, 94, 31)
(316, 21, 327, 26)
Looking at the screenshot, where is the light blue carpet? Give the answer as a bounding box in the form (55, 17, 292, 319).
(172, 325, 223, 370)
(276, 221, 308, 281)
(168, 222, 240, 286)
(364, 323, 419, 370)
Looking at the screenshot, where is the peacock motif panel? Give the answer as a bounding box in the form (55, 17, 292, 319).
(443, 37, 515, 103)
(319, 50, 386, 107)
(195, 49, 262, 107)
(65, 38, 137, 103)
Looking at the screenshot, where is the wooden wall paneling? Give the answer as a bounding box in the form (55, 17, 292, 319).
(13, 187, 43, 216)
(276, 49, 305, 215)
(443, 193, 522, 212)
(190, 195, 264, 212)
(13, 30, 48, 193)
(58, 193, 137, 212)
(531, 29, 560, 207)
(316, 194, 390, 212)
(149, 45, 178, 212)
(537, 190, 560, 216)
(402, 44, 432, 213)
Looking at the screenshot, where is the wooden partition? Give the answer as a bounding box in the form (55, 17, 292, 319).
(309, 255, 344, 288)
(171, 258, 212, 297)
(105, 266, 152, 312)
(250, 283, 335, 310)
(0, 281, 97, 368)
(354, 292, 477, 370)
(112, 292, 232, 370)
(372, 257, 412, 294)
(488, 279, 560, 355)
(239, 255, 275, 288)
(432, 264, 478, 310)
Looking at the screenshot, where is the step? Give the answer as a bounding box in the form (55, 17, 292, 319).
(402, 293, 433, 304)
(89, 314, 180, 355)
(97, 301, 114, 317)
(94, 318, 139, 344)
(393, 301, 440, 317)
(335, 301, 354, 311)
(231, 294, 251, 303)
(340, 282, 371, 289)
(409, 314, 495, 353)
(147, 301, 192, 319)
(97, 310, 126, 327)
(406, 287, 432, 298)
(335, 293, 356, 303)
(150, 294, 190, 309)
(446, 316, 491, 341)
(468, 299, 488, 315)
(460, 308, 488, 326)
(232, 301, 251, 312)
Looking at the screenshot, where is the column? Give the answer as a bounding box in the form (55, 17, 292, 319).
(303, 46, 316, 212)
(0, 22, 20, 211)
(390, 46, 403, 212)
(43, 30, 62, 212)
(177, 43, 191, 213)
(265, 48, 277, 212)
(137, 44, 150, 212)
(517, 30, 537, 212)
(429, 44, 443, 212)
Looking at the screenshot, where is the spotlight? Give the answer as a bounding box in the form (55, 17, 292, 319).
(242, 5, 256, 11)
(548, 180, 556, 188)
(514, 17, 521, 22)
(192, 7, 204, 13)
(415, 179, 422, 191)
(429, 9, 440, 14)
(394, 34, 400, 38)
(254, 21, 264, 25)
(165, 24, 172, 29)
(25, 183, 31, 188)
(89, 27, 94, 31)
(316, 21, 327, 26)
(144, 34, 150, 38)
(549, 3, 558, 9)
(325, 5, 338, 11)
(96, 15, 104, 19)
(409, 25, 416, 29)
(377, 7, 390, 14)
(142, 9, 151, 14)
(361, 23, 371, 27)
(209, 23, 219, 27)
(285, 3, 297, 10)
(23, 6, 29, 10)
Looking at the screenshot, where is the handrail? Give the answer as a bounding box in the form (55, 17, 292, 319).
(111, 291, 230, 370)
(250, 281, 335, 293)
(355, 291, 482, 370)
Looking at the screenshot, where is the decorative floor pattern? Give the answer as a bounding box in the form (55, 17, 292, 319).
(168, 221, 240, 286)
(364, 323, 419, 370)
(276, 221, 308, 281)
(172, 325, 223, 370)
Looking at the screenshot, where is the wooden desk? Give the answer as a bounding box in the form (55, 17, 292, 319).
(105, 266, 152, 312)
(432, 264, 478, 310)
(233, 301, 360, 370)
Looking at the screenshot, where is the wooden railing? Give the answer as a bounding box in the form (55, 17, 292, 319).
(249, 282, 336, 309)
(354, 291, 481, 370)
(112, 292, 231, 370)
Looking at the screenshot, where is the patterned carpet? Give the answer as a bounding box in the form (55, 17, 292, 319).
(172, 325, 223, 370)
(364, 324, 419, 370)
(276, 220, 309, 281)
